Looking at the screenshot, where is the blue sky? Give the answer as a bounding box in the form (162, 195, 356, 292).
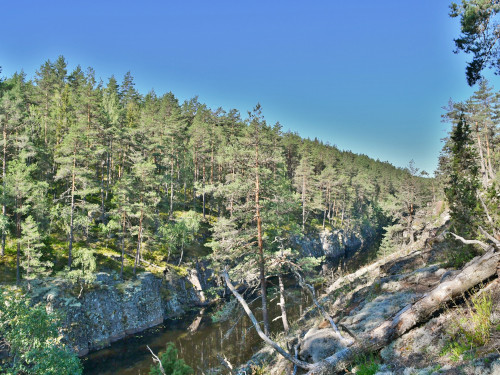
(2, 0, 499, 174)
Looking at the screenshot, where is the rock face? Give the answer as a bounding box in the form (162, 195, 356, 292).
(31, 271, 204, 356)
(294, 228, 370, 260)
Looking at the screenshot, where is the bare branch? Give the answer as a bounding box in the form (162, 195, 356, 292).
(147, 345, 165, 375)
(222, 268, 315, 371)
(294, 271, 353, 346)
(477, 193, 494, 226)
(479, 226, 500, 247)
(216, 354, 235, 375)
(450, 232, 489, 250)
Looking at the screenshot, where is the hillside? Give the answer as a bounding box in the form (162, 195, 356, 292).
(237, 205, 500, 374)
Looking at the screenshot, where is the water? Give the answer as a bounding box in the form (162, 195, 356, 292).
(82, 280, 314, 375)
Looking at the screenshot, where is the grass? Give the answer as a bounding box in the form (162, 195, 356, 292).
(441, 289, 493, 362)
(440, 341, 470, 362)
(351, 353, 380, 375)
(459, 290, 493, 346)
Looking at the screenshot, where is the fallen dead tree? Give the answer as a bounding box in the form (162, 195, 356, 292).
(306, 245, 499, 375)
(222, 269, 317, 371)
(223, 244, 499, 374)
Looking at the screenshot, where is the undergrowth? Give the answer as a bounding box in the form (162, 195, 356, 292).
(351, 353, 380, 375)
(441, 289, 493, 362)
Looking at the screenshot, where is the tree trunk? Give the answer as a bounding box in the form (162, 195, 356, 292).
(305, 246, 500, 375)
(278, 275, 290, 334)
(222, 270, 315, 371)
(15, 199, 20, 284)
(120, 212, 126, 278)
(202, 162, 206, 219)
(475, 122, 488, 185)
(255, 144, 270, 336)
(485, 135, 495, 180)
(302, 172, 306, 232)
(169, 157, 174, 218)
(68, 149, 76, 268)
(100, 161, 106, 224)
(133, 209, 143, 275)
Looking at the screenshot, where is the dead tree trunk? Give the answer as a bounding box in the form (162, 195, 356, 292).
(306, 245, 499, 374)
(278, 275, 290, 334)
(222, 269, 315, 371)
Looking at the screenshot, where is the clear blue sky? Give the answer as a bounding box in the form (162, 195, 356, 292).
(2, 0, 498, 174)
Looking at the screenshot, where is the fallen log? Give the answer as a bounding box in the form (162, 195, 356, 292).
(306, 245, 499, 375)
(221, 269, 316, 371)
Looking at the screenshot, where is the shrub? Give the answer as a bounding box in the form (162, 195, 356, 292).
(149, 342, 193, 375)
(0, 287, 82, 374)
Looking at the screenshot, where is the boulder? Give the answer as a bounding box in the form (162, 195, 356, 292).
(299, 328, 346, 363)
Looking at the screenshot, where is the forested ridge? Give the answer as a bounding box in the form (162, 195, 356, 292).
(0, 56, 430, 284)
(2, 51, 499, 375)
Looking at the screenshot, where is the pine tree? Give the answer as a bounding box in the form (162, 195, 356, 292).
(128, 152, 160, 275)
(294, 148, 319, 231)
(444, 112, 480, 238)
(54, 76, 98, 267)
(20, 215, 52, 289)
(6, 150, 41, 283)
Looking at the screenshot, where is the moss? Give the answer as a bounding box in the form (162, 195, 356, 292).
(166, 264, 189, 278)
(160, 287, 172, 301)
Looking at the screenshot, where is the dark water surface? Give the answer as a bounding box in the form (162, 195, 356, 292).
(82, 281, 313, 375)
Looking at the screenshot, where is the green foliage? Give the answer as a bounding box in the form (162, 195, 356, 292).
(210, 297, 238, 323)
(444, 112, 480, 237)
(149, 342, 193, 375)
(161, 210, 201, 265)
(440, 341, 470, 362)
(65, 247, 96, 286)
(0, 57, 431, 294)
(444, 240, 477, 268)
(0, 288, 82, 374)
(449, 0, 500, 85)
(352, 353, 379, 375)
(458, 290, 493, 346)
(378, 223, 404, 257)
(20, 216, 53, 286)
(440, 82, 499, 251)
(249, 364, 267, 375)
(442, 290, 493, 362)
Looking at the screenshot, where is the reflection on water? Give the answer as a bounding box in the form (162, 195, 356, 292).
(83, 280, 313, 375)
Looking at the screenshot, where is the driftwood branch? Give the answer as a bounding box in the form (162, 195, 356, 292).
(222, 268, 315, 371)
(450, 232, 489, 250)
(147, 345, 165, 375)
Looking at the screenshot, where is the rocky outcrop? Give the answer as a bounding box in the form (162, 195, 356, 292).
(293, 227, 374, 260)
(30, 271, 205, 356)
(239, 209, 499, 375)
(299, 328, 346, 363)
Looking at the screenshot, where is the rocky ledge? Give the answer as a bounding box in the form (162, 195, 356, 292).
(30, 270, 206, 356)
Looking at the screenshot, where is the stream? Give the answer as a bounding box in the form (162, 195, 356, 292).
(82, 233, 382, 374)
(82, 280, 314, 374)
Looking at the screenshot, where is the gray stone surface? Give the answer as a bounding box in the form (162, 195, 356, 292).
(31, 271, 204, 356)
(299, 328, 346, 363)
